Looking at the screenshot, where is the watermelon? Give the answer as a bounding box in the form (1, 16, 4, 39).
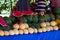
(32, 15, 38, 23)
(20, 16, 27, 23)
(22, 11, 33, 15)
(34, 24, 40, 29)
(0, 17, 8, 27)
(38, 14, 45, 23)
(53, 8, 60, 15)
(49, 14, 55, 21)
(27, 15, 33, 23)
(44, 14, 50, 22)
(10, 16, 17, 24)
(28, 23, 35, 28)
(13, 11, 23, 17)
(28, 23, 40, 29)
(3, 17, 12, 26)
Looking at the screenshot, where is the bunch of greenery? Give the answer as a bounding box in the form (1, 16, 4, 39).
(0, 0, 18, 14)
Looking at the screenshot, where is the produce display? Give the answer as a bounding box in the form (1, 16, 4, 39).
(0, 0, 60, 36)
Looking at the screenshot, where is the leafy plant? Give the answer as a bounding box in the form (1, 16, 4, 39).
(0, 0, 18, 15)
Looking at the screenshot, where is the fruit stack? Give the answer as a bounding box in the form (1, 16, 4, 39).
(0, 10, 60, 36)
(0, 0, 60, 36)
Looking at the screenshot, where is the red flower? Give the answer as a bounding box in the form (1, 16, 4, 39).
(0, 17, 8, 27)
(13, 11, 23, 17)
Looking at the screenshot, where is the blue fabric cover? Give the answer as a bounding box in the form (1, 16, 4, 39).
(0, 30, 60, 40)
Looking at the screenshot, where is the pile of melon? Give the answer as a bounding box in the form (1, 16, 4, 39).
(0, 10, 60, 36)
(0, 20, 59, 36)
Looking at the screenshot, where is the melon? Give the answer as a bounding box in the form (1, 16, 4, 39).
(53, 8, 60, 15)
(38, 15, 45, 23)
(23, 29, 29, 34)
(32, 15, 38, 23)
(20, 16, 27, 23)
(49, 14, 55, 21)
(4, 31, 9, 36)
(0, 17, 8, 27)
(0, 30, 4, 36)
(19, 30, 23, 34)
(13, 11, 23, 17)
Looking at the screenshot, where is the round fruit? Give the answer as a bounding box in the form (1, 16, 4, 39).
(13, 29, 19, 35)
(40, 22, 47, 28)
(46, 27, 51, 32)
(44, 14, 50, 22)
(34, 28, 38, 33)
(28, 28, 34, 34)
(50, 27, 53, 31)
(50, 21, 57, 26)
(42, 28, 46, 32)
(23, 29, 28, 34)
(13, 24, 19, 29)
(20, 17, 27, 23)
(0, 30, 4, 36)
(4, 31, 9, 36)
(24, 23, 29, 29)
(53, 26, 59, 30)
(38, 15, 45, 23)
(46, 22, 50, 26)
(19, 30, 23, 34)
(10, 16, 17, 24)
(34, 24, 40, 29)
(27, 15, 33, 23)
(4, 17, 12, 26)
(32, 15, 38, 23)
(53, 8, 60, 15)
(56, 19, 60, 24)
(9, 30, 14, 35)
(49, 14, 55, 21)
(19, 24, 26, 30)
(38, 28, 42, 33)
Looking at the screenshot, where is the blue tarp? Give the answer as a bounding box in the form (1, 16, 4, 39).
(0, 30, 60, 40)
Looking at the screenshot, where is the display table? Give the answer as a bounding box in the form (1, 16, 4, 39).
(0, 30, 60, 40)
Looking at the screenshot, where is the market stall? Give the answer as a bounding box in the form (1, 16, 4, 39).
(0, 0, 60, 40)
